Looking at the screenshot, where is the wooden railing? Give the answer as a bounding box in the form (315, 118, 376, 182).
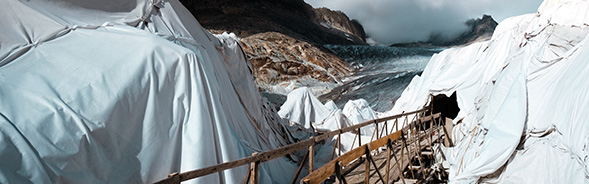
(154, 109, 429, 184)
(301, 113, 443, 184)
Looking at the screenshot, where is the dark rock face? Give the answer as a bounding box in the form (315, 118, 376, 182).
(392, 15, 498, 47)
(180, 0, 366, 45)
(313, 8, 366, 43)
(440, 14, 498, 46)
(179, 0, 366, 87)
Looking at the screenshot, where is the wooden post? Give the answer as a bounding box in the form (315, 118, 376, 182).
(309, 136, 315, 173)
(331, 136, 338, 160)
(386, 139, 391, 184)
(358, 128, 362, 147)
(375, 121, 379, 139)
(395, 118, 398, 132)
(250, 152, 259, 184)
(430, 95, 434, 116)
(335, 161, 346, 184)
(385, 121, 388, 136)
(365, 145, 370, 184)
(402, 133, 415, 179)
(429, 119, 434, 151)
(369, 151, 386, 183)
(290, 150, 309, 184)
(391, 142, 406, 184)
(443, 118, 454, 147)
(338, 130, 342, 157)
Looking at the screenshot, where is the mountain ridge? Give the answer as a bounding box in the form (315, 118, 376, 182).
(392, 15, 498, 47)
(179, 0, 366, 90)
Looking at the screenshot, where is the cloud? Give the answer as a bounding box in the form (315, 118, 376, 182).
(304, 0, 543, 44)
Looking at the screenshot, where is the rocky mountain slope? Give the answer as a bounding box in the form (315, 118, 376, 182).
(393, 15, 498, 47)
(179, 0, 366, 92)
(241, 32, 352, 85)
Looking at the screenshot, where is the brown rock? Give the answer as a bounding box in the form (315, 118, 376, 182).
(240, 32, 352, 85)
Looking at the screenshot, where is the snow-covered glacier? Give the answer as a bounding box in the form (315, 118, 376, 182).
(387, 0, 589, 182)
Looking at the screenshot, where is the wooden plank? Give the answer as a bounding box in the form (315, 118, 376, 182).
(302, 130, 404, 183)
(155, 138, 315, 184)
(344, 136, 426, 184)
(418, 113, 440, 123)
(443, 118, 454, 147)
(309, 140, 315, 172)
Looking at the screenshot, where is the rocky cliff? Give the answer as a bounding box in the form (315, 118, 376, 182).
(438, 14, 498, 46)
(241, 32, 352, 84)
(393, 15, 498, 47)
(181, 0, 366, 45)
(179, 0, 365, 92)
(313, 8, 366, 43)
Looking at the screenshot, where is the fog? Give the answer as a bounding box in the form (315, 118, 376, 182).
(305, 0, 543, 44)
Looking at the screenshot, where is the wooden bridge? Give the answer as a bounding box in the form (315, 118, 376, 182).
(155, 104, 452, 184)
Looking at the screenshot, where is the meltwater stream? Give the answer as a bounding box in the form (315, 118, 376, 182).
(320, 45, 443, 112)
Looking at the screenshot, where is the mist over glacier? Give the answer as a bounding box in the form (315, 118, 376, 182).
(304, 0, 542, 44)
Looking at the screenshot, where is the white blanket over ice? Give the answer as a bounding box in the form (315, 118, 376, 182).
(0, 0, 319, 183)
(387, 0, 589, 183)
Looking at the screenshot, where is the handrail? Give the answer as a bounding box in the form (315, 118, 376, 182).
(301, 113, 441, 184)
(154, 108, 428, 184)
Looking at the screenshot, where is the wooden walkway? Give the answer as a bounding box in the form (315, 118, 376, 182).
(153, 103, 453, 184)
(342, 132, 443, 184)
(302, 113, 450, 184)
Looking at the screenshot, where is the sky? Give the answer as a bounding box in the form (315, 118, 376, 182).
(304, 0, 543, 44)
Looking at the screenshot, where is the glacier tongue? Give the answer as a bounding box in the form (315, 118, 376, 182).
(388, 0, 589, 183)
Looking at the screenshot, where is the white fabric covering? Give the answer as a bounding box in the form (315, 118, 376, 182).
(314, 109, 353, 132)
(387, 0, 589, 183)
(323, 100, 339, 111)
(343, 99, 377, 136)
(278, 87, 332, 129)
(0, 0, 323, 183)
(278, 90, 371, 153)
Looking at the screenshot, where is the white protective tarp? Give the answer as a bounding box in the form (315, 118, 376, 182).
(0, 0, 326, 183)
(387, 0, 589, 183)
(323, 100, 339, 111)
(278, 87, 332, 130)
(278, 89, 370, 153)
(343, 99, 377, 136)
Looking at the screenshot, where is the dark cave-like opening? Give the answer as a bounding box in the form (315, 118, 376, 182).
(431, 92, 460, 119)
